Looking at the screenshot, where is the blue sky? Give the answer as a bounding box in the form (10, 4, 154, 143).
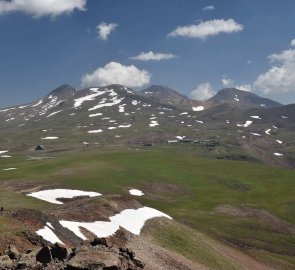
(0, 0, 295, 107)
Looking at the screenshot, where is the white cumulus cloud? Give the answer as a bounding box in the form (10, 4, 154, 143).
(97, 22, 118, 40)
(203, 5, 214, 11)
(222, 77, 252, 92)
(235, 84, 252, 92)
(254, 39, 295, 95)
(222, 78, 234, 87)
(130, 51, 177, 61)
(168, 19, 243, 40)
(81, 62, 151, 88)
(0, 0, 86, 17)
(190, 82, 216, 100)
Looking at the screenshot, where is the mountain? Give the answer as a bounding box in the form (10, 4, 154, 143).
(0, 84, 294, 270)
(139, 85, 202, 110)
(208, 88, 282, 109)
(0, 84, 294, 168)
(139, 86, 282, 112)
(47, 84, 77, 99)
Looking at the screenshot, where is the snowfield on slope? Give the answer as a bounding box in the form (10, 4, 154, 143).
(27, 189, 102, 204)
(74, 89, 106, 108)
(36, 224, 64, 245)
(60, 206, 172, 240)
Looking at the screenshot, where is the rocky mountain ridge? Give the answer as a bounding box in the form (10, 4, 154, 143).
(0, 84, 294, 168)
(0, 239, 144, 270)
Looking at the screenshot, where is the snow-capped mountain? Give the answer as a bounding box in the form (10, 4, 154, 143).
(0, 84, 294, 168)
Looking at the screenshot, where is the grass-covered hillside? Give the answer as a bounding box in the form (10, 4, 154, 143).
(1, 147, 294, 269)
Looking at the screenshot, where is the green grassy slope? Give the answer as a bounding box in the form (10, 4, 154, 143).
(0, 148, 294, 268)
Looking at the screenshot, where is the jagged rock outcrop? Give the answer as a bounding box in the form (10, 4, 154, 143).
(0, 238, 144, 270)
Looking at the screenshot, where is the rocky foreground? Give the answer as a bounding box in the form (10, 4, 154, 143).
(0, 238, 144, 270)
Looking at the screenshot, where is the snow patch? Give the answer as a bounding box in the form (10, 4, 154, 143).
(237, 120, 252, 128)
(42, 137, 59, 140)
(47, 110, 63, 118)
(32, 100, 43, 107)
(118, 124, 132, 128)
(88, 130, 103, 133)
(192, 106, 204, 111)
(19, 105, 29, 109)
(74, 91, 106, 108)
(118, 105, 125, 113)
(89, 98, 123, 111)
(36, 225, 64, 245)
(60, 207, 171, 240)
(89, 113, 102, 117)
(274, 153, 283, 156)
(129, 189, 144, 196)
(27, 189, 101, 205)
(149, 120, 159, 127)
(251, 133, 261, 136)
(250, 116, 262, 120)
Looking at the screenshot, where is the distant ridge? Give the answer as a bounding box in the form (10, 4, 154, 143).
(140, 85, 201, 109)
(0, 83, 294, 168)
(208, 88, 282, 108)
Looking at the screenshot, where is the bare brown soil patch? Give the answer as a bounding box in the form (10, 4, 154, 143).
(0, 180, 57, 194)
(215, 204, 295, 234)
(128, 233, 207, 270)
(140, 182, 187, 201)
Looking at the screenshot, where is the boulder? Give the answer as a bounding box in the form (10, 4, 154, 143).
(133, 257, 145, 269)
(91, 237, 111, 247)
(51, 243, 68, 261)
(36, 246, 52, 264)
(5, 245, 20, 260)
(0, 255, 14, 269)
(120, 247, 135, 260)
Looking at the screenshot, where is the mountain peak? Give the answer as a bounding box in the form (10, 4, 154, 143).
(209, 88, 281, 108)
(143, 85, 183, 94)
(140, 85, 201, 110)
(48, 84, 77, 99)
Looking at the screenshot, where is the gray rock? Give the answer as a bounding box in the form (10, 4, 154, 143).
(0, 255, 14, 269)
(133, 257, 145, 269)
(5, 245, 20, 260)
